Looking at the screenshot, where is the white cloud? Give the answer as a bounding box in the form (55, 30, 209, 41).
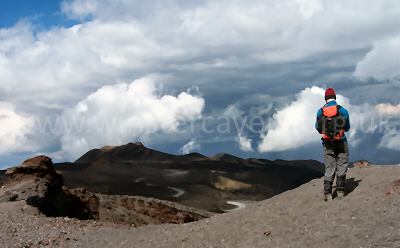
(378, 130, 400, 151)
(341, 101, 400, 150)
(59, 77, 204, 158)
(236, 133, 254, 152)
(375, 103, 400, 117)
(0, 19, 186, 109)
(179, 1, 304, 47)
(179, 139, 201, 154)
(354, 36, 400, 81)
(0, 102, 36, 155)
(295, 0, 323, 20)
(258, 86, 323, 152)
(61, 0, 99, 20)
(372, 103, 400, 151)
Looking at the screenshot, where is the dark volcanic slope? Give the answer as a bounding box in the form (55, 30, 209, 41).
(59, 142, 324, 174)
(74, 142, 176, 164)
(52, 162, 91, 171)
(210, 153, 243, 163)
(0, 170, 7, 186)
(55, 142, 324, 212)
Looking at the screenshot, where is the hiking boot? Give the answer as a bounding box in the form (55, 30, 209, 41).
(336, 175, 346, 192)
(336, 191, 345, 200)
(324, 180, 333, 195)
(324, 193, 333, 202)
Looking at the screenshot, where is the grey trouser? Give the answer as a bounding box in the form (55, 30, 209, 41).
(323, 141, 349, 193)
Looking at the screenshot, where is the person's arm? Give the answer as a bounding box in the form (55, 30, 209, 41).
(315, 108, 322, 131)
(340, 108, 350, 131)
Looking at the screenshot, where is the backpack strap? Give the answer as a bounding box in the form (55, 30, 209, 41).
(336, 105, 343, 116)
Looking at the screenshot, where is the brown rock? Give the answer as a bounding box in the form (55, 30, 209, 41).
(7, 156, 56, 178)
(353, 161, 373, 168)
(0, 156, 97, 220)
(385, 179, 400, 195)
(263, 231, 271, 236)
(69, 188, 100, 219)
(96, 193, 213, 227)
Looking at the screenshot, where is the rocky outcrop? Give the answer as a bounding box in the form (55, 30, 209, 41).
(0, 155, 213, 227)
(96, 193, 214, 227)
(0, 156, 97, 220)
(69, 188, 100, 219)
(352, 160, 373, 168)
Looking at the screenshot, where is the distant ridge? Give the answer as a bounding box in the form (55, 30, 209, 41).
(74, 142, 175, 164)
(61, 142, 326, 174)
(209, 153, 243, 163)
(178, 152, 208, 160)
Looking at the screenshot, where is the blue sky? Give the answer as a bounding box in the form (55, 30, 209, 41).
(0, 1, 78, 29)
(0, 0, 399, 169)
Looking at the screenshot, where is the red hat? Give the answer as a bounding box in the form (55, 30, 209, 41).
(325, 88, 336, 100)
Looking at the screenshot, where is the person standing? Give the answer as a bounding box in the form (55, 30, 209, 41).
(315, 88, 350, 201)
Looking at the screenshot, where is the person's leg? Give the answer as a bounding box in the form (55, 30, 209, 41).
(323, 143, 336, 200)
(335, 141, 349, 199)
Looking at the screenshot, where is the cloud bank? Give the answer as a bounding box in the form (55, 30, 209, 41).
(258, 87, 323, 152)
(0, 102, 36, 155)
(0, 0, 399, 166)
(354, 36, 400, 81)
(1, 0, 398, 105)
(258, 86, 400, 153)
(59, 77, 204, 158)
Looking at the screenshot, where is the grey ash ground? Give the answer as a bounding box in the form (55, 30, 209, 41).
(1, 164, 398, 247)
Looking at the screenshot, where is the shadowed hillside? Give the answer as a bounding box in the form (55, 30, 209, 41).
(54, 142, 324, 212)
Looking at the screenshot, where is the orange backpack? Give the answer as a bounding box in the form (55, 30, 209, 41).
(317, 105, 346, 142)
